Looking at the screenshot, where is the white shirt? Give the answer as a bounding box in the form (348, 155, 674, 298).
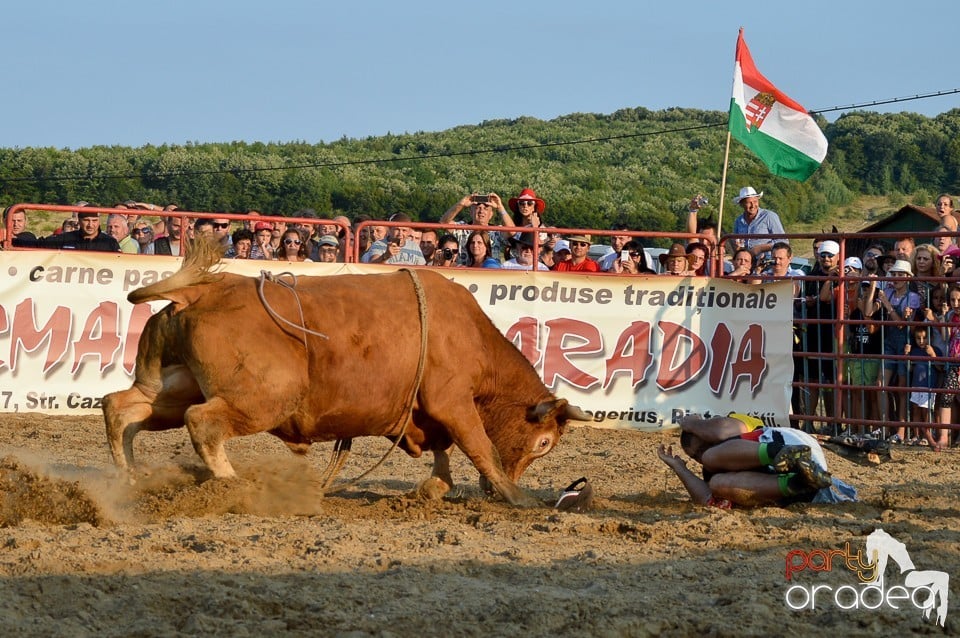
(502, 259, 548, 271)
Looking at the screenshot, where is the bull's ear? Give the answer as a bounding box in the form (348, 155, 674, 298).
(527, 398, 568, 423)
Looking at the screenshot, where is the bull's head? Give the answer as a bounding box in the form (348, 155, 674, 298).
(491, 397, 591, 483)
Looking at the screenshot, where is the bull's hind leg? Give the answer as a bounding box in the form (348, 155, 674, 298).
(183, 397, 250, 478)
(103, 365, 202, 471)
(103, 387, 191, 471)
(103, 387, 157, 471)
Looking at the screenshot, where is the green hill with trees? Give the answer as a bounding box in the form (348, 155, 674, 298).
(1, 107, 958, 241)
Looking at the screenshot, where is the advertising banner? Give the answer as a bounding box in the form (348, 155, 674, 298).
(0, 251, 793, 429)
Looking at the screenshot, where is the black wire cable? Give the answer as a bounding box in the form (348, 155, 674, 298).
(2, 89, 956, 185)
(808, 87, 960, 116)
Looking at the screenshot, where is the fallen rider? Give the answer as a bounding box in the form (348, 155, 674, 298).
(657, 413, 856, 508)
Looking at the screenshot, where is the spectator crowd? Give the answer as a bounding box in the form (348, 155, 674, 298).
(3, 188, 959, 449)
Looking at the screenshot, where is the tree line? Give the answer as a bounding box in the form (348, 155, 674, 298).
(1, 107, 958, 237)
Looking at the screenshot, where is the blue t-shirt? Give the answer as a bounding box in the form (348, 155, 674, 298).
(733, 208, 786, 257)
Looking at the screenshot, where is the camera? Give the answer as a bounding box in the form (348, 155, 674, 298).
(471, 195, 490, 204)
(442, 247, 456, 260)
(696, 195, 708, 207)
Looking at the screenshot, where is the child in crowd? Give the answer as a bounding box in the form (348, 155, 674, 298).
(904, 324, 943, 447)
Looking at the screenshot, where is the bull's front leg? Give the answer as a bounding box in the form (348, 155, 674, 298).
(453, 430, 540, 507)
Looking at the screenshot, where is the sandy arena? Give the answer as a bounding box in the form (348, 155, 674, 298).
(0, 413, 956, 636)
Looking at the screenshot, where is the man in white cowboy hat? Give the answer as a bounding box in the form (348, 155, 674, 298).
(876, 258, 922, 438)
(731, 186, 786, 261)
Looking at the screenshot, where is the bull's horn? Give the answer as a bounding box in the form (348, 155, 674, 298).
(563, 403, 592, 422)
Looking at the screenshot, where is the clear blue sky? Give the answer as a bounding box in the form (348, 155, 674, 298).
(6, 0, 958, 150)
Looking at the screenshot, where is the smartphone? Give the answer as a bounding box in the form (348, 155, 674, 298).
(620, 250, 630, 262)
(471, 195, 490, 204)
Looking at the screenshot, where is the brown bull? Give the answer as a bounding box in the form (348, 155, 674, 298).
(103, 240, 589, 506)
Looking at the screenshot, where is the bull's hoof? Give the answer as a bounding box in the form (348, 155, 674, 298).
(415, 476, 452, 500)
(107, 464, 138, 485)
(479, 475, 495, 496)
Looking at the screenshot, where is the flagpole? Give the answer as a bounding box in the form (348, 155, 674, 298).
(717, 130, 732, 262)
(716, 28, 740, 270)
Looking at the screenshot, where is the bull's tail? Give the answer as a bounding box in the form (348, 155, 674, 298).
(127, 237, 225, 307)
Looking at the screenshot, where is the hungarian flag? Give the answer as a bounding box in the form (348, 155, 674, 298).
(729, 29, 828, 181)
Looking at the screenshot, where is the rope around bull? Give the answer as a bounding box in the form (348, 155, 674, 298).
(254, 268, 429, 493)
(321, 267, 429, 492)
(256, 271, 330, 347)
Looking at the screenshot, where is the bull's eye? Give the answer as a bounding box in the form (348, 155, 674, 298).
(532, 435, 553, 457)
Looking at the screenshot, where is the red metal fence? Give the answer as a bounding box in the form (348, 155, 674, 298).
(4, 203, 954, 443)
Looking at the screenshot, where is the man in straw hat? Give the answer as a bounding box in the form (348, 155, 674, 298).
(554, 234, 599, 272)
(730, 186, 786, 261)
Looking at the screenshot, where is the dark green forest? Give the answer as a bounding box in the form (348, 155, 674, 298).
(1, 107, 958, 235)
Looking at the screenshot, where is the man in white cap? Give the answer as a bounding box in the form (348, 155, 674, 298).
(731, 186, 786, 261)
(842, 257, 869, 306)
